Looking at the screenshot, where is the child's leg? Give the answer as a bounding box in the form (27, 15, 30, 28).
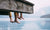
(14, 12, 20, 23)
(20, 13, 24, 20)
(9, 12, 14, 23)
(17, 13, 21, 19)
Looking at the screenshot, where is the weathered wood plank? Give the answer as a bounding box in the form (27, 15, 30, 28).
(0, 0, 34, 14)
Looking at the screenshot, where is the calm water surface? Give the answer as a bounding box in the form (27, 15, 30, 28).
(0, 18, 50, 30)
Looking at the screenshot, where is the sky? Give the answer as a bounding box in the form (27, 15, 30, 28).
(0, 0, 50, 21)
(22, 0, 50, 18)
(26, 0, 50, 16)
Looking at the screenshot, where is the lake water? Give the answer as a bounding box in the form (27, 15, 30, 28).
(0, 18, 50, 30)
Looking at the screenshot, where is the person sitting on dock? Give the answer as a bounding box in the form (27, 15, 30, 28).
(9, 12, 24, 23)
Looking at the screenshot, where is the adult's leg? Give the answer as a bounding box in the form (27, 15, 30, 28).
(9, 12, 14, 23)
(14, 12, 20, 23)
(20, 13, 24, 20)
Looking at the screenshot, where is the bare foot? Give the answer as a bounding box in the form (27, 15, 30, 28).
(18, 17, 21, 20)
(20, 17, 24, 20)
(14, 20, 20, 24)
(10, 20, 14, 23)
(10, 19, 14, 23)
(21, 18, 24, 20)
(16, 21, 20, 24)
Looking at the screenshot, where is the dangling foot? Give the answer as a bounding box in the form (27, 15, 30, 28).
(14, 20, 20, 24)
(16, 21, 20, 24)
(10, 18, 14, 23)
(20, 17, 24, 20)
(10, 20, 14, 23)
(18, 17, 21, 20)
(21, 17, 24, 20)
